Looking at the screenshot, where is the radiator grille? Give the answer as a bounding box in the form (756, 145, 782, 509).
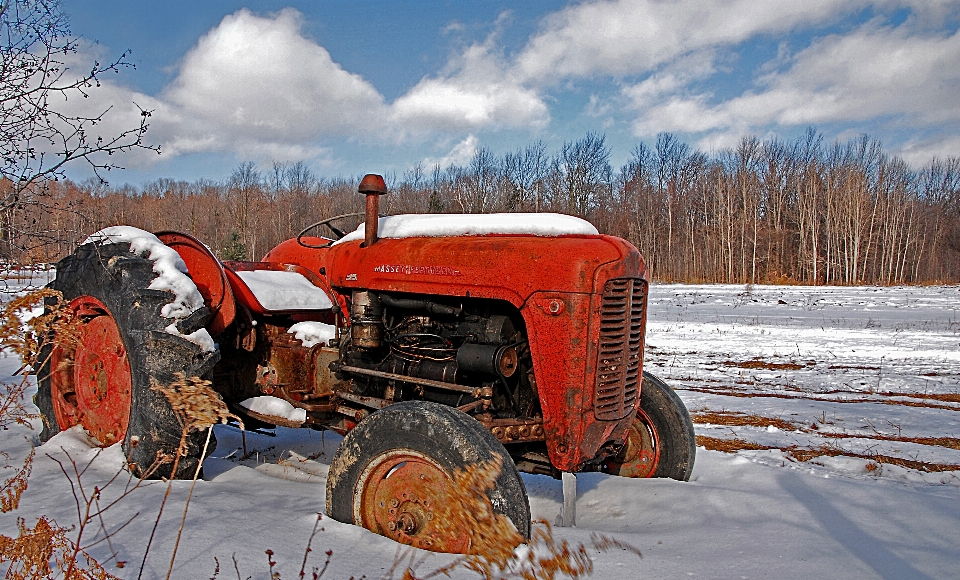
(594, 278, 646, 420)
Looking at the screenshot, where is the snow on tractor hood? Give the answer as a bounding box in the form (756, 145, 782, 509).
(332, 213, 599, 245)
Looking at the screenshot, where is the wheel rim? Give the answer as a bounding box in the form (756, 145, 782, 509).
(606, 409, 661, 478)
(354, 449, 471, 553)
(50, 296, 132, 446)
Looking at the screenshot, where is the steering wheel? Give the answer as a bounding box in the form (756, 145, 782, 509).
(296, 212, 368, 248)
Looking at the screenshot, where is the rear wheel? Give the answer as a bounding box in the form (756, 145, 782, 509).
(35, 240, 219, 478)
(605, 371, 696, 481)
(326, 401, 530, 553)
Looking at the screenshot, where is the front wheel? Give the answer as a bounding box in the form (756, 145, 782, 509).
(326, 401, 530, 553)
(605, 371, 696, 481)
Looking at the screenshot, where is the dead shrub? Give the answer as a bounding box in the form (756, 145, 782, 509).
(0, 516, 119, 580)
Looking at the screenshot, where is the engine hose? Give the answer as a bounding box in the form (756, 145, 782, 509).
(379, 294, 462, 316)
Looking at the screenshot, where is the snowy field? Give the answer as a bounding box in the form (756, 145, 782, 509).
(2, 282, 959, 579)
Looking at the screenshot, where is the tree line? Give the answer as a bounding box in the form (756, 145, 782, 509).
(3, 129, 958, 285)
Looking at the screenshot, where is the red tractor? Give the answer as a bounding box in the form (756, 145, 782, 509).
(35, 174, 695, 553)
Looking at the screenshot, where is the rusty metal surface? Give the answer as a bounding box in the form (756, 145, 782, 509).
(51, 296, 132, 446)
(242, 407, 304, 429)
(325, 235, 629, 303)
(338, 365, 489, 397)
(156, 231, 236, 336)
(264, 233, 646, 472)
(594, 278, 646, 420)
(312, 346, 340, 398)
(336, 391, 391, 410)
(604, 409, 660, 478)
(360, 174, 388, 246)
(357, 173, 387, 194)
(183, 206, 653, 477)
(478, 417, 546, 444)
(356, 449, 470, 553)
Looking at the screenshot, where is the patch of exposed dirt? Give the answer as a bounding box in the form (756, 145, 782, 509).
(695, 406, 960, 451)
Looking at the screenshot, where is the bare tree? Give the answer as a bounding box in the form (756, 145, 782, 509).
(549, 132, 611, 217)
(0, 0, 158, 260)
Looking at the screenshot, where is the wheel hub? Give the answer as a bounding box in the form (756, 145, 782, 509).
(357, 450, 471, 553)
(50, 296, 133, 446)
(605, 409, 661, 478)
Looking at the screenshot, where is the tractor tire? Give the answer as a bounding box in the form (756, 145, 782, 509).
(605, 371, 696, 481)
(326, 401, 531, 553)
(35, 240, 219, 479)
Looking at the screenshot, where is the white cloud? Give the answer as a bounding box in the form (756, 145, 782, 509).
(391, 79, 546, 132)
(59, 8, 384, 169)
(896, 134, 960, 167)
(621, 51, 717, 106)
(628, 22, 960, 142)
(513, 0, 865, 83)
(162, 8, 384, 152)
(67, 8, 547, 168)
(390, 28, 548, 133)
(422, 135, 479, 169)
(53, 1, 960, 174)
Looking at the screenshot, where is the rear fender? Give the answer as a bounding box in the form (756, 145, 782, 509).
(155, 231, 236, 336)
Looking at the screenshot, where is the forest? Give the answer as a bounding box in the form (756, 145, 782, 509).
(3, 129, 959, 285)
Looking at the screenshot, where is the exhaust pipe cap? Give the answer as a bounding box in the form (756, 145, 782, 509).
(359, 174, 388, 247)
(358, 174, 388, 195)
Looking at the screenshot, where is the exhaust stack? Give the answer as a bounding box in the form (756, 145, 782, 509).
(358, 174, 388, 247)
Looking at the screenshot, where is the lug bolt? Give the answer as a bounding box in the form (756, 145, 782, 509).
(397, 512, 418, 534)
(390, 498, 399, 508)
(387, 520, 396, 531)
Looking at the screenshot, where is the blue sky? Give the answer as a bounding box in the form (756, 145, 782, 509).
(60, 1, 960, 186)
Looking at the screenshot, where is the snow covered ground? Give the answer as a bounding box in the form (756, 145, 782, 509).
(2, 283, 959, 579)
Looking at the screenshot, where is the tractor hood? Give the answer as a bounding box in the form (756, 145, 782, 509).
(323, 234, 643, 305)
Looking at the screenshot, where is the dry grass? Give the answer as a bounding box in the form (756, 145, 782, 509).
(0, 288, 80, 372)
(1, 449, 33, 514)
(695, 436, 773, 453)
(898, 392, 960, 404)
(389, 457, 641, 580)
(722, 359, 808, 371)
(697, 435, 960, 473)
(818, 432, 960, 451)
(682, 385, 960, 411)
(1, 380, 36, 516)
(692, 410, 799, 431)
(145, 374, 241, 580)
(784, 445, 960, 472)
(0, 517, 119, 580)
(151, 373, 238, 433)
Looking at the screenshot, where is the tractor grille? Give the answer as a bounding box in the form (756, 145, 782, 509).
(594, 278, 646, 420)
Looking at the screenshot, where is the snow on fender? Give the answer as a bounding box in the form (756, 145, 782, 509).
(84, 226, 214, 351)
